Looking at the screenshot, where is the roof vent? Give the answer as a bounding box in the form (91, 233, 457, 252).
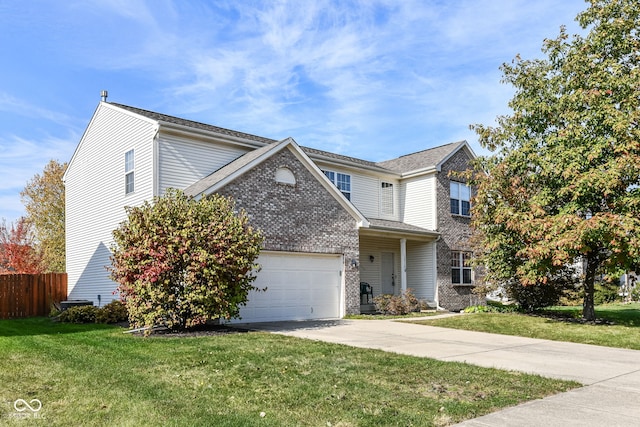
(101, 90, 108, 102)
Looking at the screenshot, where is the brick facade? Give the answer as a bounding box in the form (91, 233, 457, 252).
(217, 147, 361, 315)
(436, 149, 484, 311)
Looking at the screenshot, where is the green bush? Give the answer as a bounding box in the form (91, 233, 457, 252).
(57, 301, 129, 324)
(464, 305, 495, 313)
(504, 279, 573, 311)
(373, 289, 420, 315)
(487, 300, 521, 312)
(558, 287, 583, 306)
(464, 301, 521, 313)
(95, 300, 129, 324)
(594, 282, 622, 305)
(58, 305, 100, 323)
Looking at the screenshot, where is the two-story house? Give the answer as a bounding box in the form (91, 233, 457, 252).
(64, 96, 482, 322)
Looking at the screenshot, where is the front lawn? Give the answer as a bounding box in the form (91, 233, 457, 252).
(412, 303, 640, 350)
(0, 318, 578, 426)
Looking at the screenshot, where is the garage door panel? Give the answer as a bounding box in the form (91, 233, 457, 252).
(312, 271, 337, 286)
(233, 252, 343, 323)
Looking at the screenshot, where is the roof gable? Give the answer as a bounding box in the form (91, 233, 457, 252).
(376, 140, 475, 176)
(64, 102, 158, 182)
(183, 138, 368, 227)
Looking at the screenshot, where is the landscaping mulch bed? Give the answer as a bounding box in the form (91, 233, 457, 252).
(119, 321, 251, 337)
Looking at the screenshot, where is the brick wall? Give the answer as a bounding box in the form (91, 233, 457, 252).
(217, 146, 361, 314)
(435, 149, 484, 311)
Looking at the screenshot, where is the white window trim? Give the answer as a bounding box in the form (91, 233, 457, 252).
(322, 169, 351, 200)
(451, 250, 473, 286)
(125, 149, 135, 195)
(450, 181, 471, 217)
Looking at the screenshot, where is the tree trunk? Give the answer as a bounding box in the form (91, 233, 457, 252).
(582, 255, 597, 321)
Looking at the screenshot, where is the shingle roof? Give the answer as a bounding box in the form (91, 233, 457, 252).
(366, 218, 438, 236)
(376, 141, 467, 174)
(111, 103, 468, 175)
(111, 103, 277, 145)
(301, 146, 385, 170)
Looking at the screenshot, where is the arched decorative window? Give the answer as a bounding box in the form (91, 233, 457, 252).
(275, 167, 296, 185)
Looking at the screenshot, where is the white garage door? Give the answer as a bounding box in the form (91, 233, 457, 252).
(233, 252, 343, 323)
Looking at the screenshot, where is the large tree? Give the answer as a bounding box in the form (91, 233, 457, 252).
(109, 189, 263, 332)
(469, 0, 640, 320)
(20, 159, 67, 272)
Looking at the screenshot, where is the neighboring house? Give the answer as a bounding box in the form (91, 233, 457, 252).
(620, 272, 638, 302)
(64, 96, 482, 322)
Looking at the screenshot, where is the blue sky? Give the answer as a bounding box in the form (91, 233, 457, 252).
(0, 0, 587, 224)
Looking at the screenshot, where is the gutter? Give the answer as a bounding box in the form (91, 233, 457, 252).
(159, 121, 274, 150)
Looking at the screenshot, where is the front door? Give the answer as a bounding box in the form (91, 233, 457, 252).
(381, 252, 395, 294)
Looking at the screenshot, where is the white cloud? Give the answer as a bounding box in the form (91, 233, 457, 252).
(0, 0, 591, 223)
(0, 93, 74, 126)
(153, 0, 584, 158)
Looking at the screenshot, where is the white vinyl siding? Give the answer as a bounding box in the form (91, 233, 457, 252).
(315, 162, 399, 220)
(350, 175, 399, 221)
(406, 241, 435, 301)
(65, 104, 156, 304)
(359, 236, 402, 296)
(402, 174, 437, 230)
(157, 135, 250, 193)
(360, 237, 436, 303)
(351, 174, 379, 218)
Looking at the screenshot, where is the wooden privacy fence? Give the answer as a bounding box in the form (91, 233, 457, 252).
(0, 273, 67, 319)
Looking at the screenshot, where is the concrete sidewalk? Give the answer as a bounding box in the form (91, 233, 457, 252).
(244, 317, 640, 426)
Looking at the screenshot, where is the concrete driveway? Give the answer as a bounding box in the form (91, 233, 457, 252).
(243, 316, 640, 426)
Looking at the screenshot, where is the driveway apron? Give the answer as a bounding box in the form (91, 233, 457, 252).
(243, 317, 640, 426)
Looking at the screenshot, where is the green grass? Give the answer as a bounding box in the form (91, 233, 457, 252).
(544, 303, 640, 327)
(412, 303, 640, 350)
(0, 318, 578, 426)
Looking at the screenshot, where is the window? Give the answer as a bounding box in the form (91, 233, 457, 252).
(451, 251, 472, 285)
(450, 181, 471, 216)
(125, 149, 134, 194)
(323, 170, 351, 200)
(381, 182, 393, 215)
(275, 167, 296, 185)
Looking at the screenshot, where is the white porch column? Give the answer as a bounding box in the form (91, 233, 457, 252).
(400, 238, 407, 293)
